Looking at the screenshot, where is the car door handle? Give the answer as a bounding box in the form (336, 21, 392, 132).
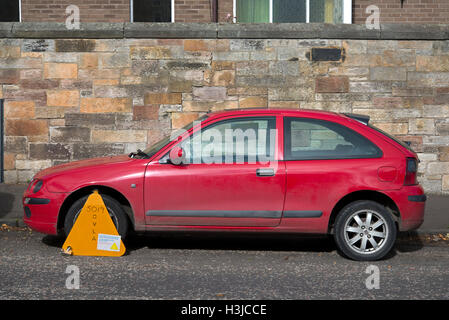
(256, 168, 275, 177)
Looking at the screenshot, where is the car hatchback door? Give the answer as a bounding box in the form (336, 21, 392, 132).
(144, 115, 286, 227)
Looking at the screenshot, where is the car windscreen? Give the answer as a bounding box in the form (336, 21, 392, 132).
(142, 115, 208, 158)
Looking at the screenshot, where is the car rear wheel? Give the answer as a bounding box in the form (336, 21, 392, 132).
(64, 194, 129, 239)
(334, 200, 397, 261)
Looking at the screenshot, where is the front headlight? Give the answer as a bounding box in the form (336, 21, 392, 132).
(33, 180, 43, 193)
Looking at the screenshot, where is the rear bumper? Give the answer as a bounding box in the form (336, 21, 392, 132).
(387, 185, 426, 231)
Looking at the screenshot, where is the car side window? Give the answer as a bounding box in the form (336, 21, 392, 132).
(180, 117, 276, 164)
(284, 117, 382, 160)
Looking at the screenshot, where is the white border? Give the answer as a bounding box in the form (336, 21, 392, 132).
(232, 0, 352, 23)
(305, 0, 310, 23)
(19, 0, 22, 22)
(343, 0, 352, 24)
(269, 0, 273, 23)
(130, 0, 175, 22)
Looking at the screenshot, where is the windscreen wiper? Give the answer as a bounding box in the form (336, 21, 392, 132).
(129, 149, 149, 159)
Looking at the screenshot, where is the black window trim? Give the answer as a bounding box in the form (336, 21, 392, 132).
(283, 116, 383, 161)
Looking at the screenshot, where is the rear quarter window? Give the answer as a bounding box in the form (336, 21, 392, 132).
(284, 117, 383, 160)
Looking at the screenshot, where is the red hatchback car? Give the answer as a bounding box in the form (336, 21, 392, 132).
(23, 109, 425, 260)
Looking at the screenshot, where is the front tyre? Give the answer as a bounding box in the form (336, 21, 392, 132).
(334, 200, 397, 261)
(64, 194, 129, 239)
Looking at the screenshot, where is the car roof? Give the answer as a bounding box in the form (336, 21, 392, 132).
(206, 108, 344, 120)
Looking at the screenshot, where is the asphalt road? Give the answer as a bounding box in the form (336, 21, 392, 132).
(1, 229, 448, 300)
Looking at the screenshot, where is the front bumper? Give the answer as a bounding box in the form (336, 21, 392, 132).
(22, 188, 68, 235)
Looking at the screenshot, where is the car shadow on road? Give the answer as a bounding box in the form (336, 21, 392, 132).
(42, 232, 338, 254)
(125, 232, 337, 253)
(394, 231, 425, 253)
(125, 231, 425, 259)
(42, 234, 65, 248)
(41, 231, 424, 260)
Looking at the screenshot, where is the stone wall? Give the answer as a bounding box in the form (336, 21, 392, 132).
(1, 23, 449, 194)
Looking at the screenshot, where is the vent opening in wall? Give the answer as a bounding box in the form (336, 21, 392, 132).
(308, 48, 344, 62)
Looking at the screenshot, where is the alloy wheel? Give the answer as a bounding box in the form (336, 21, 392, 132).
(343, 209, 389, 255)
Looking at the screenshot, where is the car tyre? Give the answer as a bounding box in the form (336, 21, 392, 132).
(334, 200, 397, 261)
(64, 194, 129, 239)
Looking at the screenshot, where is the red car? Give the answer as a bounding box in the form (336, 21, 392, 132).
(23, 109, 425, 261)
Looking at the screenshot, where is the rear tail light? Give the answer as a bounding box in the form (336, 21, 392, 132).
(404, 157, 418, 186)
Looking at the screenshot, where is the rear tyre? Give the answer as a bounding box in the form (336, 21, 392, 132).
(64, 194, 129, 239)
(334, 200, 397, 261)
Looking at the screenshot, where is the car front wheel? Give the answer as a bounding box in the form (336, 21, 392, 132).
(334, 200, 397, 261)
(64, 194, 129, 239)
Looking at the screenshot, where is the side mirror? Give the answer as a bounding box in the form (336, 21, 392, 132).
(169, 146, 186, 165)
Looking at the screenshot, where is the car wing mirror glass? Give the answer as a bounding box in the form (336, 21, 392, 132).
(168, 146, 186, 165)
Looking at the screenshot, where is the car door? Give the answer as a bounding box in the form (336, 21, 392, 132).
(282, 116, 383, 233)
(144, 115, 286, 227)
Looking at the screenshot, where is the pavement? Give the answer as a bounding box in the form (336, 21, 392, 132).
(0, 183, 448, 233)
